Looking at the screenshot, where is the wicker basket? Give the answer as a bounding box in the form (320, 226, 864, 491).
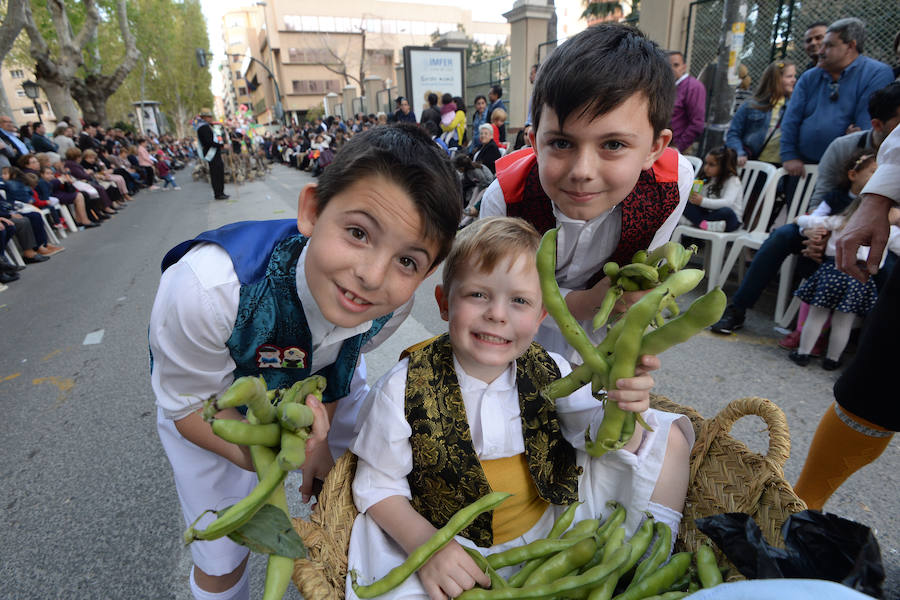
(291, 395, 807, 600)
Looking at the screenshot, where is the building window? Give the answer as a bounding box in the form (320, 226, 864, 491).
(287, 48, 339, 64)
(10, 69, 24, 79)
(16, 90, 25, 97)
(23, 106, 35, 114)
(291, 79, 341, 94)
(366, 49, 393, 66)
(235, 70, 242, 80)
(239, 87, 248, 96)
(232, 55, 241, 63)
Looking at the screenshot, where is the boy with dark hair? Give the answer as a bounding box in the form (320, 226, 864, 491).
(486, 85, 507, 142)
(150, 123, 462, 600)
(480, 23, 693, 363)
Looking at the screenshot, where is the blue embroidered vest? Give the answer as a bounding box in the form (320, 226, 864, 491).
(161, 220, 392, 402)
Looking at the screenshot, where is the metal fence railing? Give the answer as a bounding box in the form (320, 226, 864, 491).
(465, 55, 510, 138)
(686, 0, 899, 98)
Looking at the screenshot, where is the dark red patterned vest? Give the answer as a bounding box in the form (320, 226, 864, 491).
(497, 147, 682, 287)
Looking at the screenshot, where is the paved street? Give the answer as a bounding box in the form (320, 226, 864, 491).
(0, 163, 897, 598)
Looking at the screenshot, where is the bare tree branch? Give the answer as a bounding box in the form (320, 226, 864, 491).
(71, 0, 101, 53)
(103, 0, 141, 90)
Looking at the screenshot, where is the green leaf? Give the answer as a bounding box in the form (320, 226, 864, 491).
(226, 504, 308, 559)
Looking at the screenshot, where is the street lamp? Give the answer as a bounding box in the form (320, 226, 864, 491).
(21, 80, 42, 124)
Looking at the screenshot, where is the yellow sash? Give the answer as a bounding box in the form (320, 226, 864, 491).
(481, 454, 549, 544)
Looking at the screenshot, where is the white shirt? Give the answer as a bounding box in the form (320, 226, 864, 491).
(675, 73, 689, 86)
(697, 175, 743, 216)
(149, 242, 411, 420)
(479, 153, 693, 360)
(861, 124, 900, 203)
(351, 352, 643, 514)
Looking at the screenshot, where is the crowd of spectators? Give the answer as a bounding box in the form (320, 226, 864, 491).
(678, 17, 900, 372)
(0, 116, 196, 292)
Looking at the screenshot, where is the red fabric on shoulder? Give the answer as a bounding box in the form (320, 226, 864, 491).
(495, 147, 536, 205)
(653, 147, 680, 183)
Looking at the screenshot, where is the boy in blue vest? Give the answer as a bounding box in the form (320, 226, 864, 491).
(149, 124, 462, 600)
(347, 217, 692, 600)
(479, 23, 694, 363)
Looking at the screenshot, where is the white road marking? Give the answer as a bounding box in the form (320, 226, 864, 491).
(83, 330, 105, 345)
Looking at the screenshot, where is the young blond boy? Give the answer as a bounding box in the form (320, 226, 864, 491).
(347, 217, 692, 600)
(479, 24, 694, 363)
(149, 124, 461, 600)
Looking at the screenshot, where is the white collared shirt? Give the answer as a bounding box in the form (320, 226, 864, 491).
(149, 241, 411, 420)
(675, 73, 689, 86)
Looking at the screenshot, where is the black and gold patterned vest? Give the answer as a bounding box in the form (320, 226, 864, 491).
(404, 334, 580, 547)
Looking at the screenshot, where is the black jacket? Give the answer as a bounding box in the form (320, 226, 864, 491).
(197, 122, 221, 158)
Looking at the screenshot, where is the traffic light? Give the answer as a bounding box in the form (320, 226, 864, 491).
(196, 48, 207, 68)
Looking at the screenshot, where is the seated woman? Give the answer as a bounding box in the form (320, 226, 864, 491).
(82, 149, 130, 204)
(1, 166, 64, 261)
(472, 124, 502, 175)
(63, 147, 118, 216)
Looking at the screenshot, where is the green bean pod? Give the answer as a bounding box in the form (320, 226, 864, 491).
(537, 229, 610, 377)
(489, 503, 583, 570)
(276, 429, 308, 471)
(617, 263, 659, 285)
(617, 516, 655, 577)
(632, 250, 648, 265)
(586, 573, 618, 600)
(695, 545, 723, 588)
(593, 287, 623, 331)
(282, 375, 327, 405)
(639, 289, 726, 356)
(459, 544, 631, 600)
(523, 537, 597, 587)
(678, 245, 698, 270)
(603, 262, 620, 279)
(351, 492, 511, 598)
(183, 457, 287, 543)
(562, 518, 602, 539)
(278, 401, 315, 432)
(617, 276, 640, 292)
(646, 242, 683, 270)
(211, 419, 282, 447)
(657, 269, 704, 298)
(465, 547, 509, 590)
(488, 537, 587, 570)
(587, 287, 667, 456)
(629, 522, 672, 587)
(595, 504, 626, 547)
(245, 414, 295, 600)
(611, 552, 692, 600)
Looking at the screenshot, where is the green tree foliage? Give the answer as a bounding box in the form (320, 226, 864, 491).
(106, 0, 213, 137)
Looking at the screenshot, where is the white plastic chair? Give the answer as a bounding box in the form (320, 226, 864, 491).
(685, 154, 703, 176)
(5, 239, 25, 267)
(716, 166, 819, 326)
(39, 208, 63, 244)
(671, 160, 778, 292)
(56, 204, 79, 233)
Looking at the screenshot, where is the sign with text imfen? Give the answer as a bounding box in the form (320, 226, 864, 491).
(403, 47, 466, 121)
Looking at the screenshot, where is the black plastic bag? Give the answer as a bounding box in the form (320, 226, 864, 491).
(696, 510, 884, 598)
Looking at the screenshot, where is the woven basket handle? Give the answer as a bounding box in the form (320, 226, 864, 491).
(707, 396, 791, 468)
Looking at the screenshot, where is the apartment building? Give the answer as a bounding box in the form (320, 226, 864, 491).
(2, 66, 57, 128)
(221, 7, 263, 121)
(235, 0, 509, 124)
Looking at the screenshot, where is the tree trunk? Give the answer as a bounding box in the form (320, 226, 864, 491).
(0, 0, 27, 119)
(36, 75, 81, 125)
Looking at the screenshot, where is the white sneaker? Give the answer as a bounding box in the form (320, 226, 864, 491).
(705, 220, 727, 232)
(0, 282, 7, 292)
(173, 186, 182, 190)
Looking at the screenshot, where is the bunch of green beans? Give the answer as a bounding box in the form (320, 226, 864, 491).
(536, 231, 725, 456)
(356, 501, 729, 599)
(183, 374, 326, 599)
